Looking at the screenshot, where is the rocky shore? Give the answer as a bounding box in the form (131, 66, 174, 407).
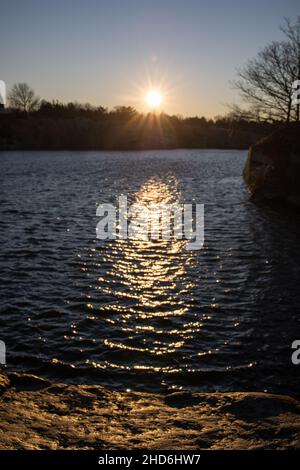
(0, 371, 300, 450)
(244, 125, 300, 205)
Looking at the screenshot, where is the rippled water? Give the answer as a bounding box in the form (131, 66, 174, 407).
(1, 149, 300, 396)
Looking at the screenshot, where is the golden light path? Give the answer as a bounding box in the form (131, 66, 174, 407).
(98, 177, 193, 317)
(84, 176, 198, 374)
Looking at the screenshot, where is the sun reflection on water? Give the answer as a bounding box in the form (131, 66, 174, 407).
(84, 175, 197, 373)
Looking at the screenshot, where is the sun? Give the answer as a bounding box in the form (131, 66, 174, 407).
(145, 90, 162, 109)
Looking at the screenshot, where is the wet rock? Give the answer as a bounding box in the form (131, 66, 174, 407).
(0, 373, 299, 450)
(7, 372, 51, 391)
(164, 391, 203, 408)
(0, 372, 10, 394)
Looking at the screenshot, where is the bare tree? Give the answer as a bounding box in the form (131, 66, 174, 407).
(234, 17, 300, 122)
(8, 83, 40, 112)
(281, 17, 300, 121)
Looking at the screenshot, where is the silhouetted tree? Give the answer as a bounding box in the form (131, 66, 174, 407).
(235, 17, 300, 122)
(281, 17, 300, 121)
(8, 83, 40, 112)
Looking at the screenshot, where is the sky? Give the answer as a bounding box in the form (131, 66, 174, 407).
(1, 0, 299, 117)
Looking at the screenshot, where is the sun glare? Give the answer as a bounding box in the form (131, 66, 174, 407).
(145, 90, 162, 109)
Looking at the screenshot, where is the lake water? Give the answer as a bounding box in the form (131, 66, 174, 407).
(0, 149, 300, 396)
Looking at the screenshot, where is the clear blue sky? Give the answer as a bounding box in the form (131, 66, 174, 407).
(1, 0, 299, 117)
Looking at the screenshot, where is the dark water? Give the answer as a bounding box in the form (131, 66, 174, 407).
(1, 149, 300, 396)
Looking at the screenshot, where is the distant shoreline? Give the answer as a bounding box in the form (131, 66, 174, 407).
(0, 111, 268, 152)
(0, 146, 249, 152)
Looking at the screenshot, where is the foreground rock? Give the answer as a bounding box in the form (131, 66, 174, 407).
(1, 372, 300, 449)
(244, 125, 300, 205)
